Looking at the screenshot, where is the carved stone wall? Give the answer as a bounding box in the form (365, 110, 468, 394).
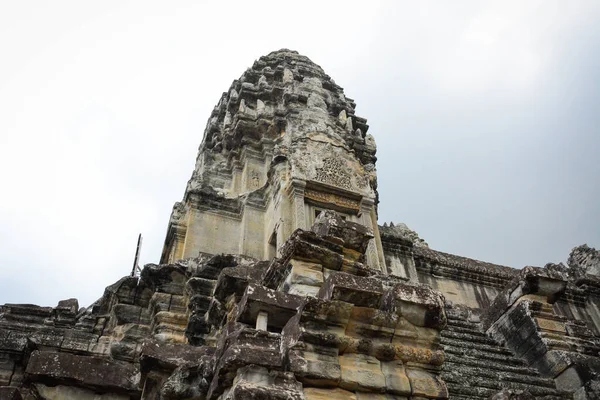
(1, 50, 599, 400)
(160, 49, 382, 268)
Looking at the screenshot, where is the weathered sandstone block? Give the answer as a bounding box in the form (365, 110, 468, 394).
(26, 351, 140, 395)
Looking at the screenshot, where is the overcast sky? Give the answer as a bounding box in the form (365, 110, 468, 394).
(1, 1, 599, 308)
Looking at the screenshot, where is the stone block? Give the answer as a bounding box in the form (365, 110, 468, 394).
(8, 368, 24, 386)
(26, 350, 140, 395)
(343, 247, 365, 262)
(0, 332, 27, 353)
(150, 292, 172, 314)
(109, 339, 139, 361)
(356, 394, 408, 400)
(319, 272, 385, 308)
(111, 304, 142, 326)
(392, 317, 440, 350)
(286, 260, 324, 286)
(28, 328, 65, 348)
(61, 330, 97, 352)
(288, 284, 320, 297)
(237, 284, 303, 329)
(56, 298, 79, 313)
(141, 264, 187, 295)
(152, 311, 187, 331)
(489, 389, 535, 400)
(383, 283, 446, 329)
(168, 295, 186, 313)
(381, 360, 411, 395)
(216, 328, 282, 371)
(213, 264, 259, 302)
(481, 266, 568, 330)
(311, 210, 374, 254)
(140, 339, 214, 373)
(283, 260, 324, 297)
(289, 346, 341, 387)
(185, 277, 216, 297)
(152, 311, 188, 343)
(304, 387, 357, 400)
(339, 353, 386, 392)
(535, 317, 566, 334)
(206, 298, 225, 326)
(301, 297, 353, 328)
(102, 277, 142, 307)
(0, 387, 21, 400)
(226, 366, 304, 400)
(281, 231, 344, 271)
(405, 368, 447, 399)
(89, 336, 111, 355)
(187, 294, 212, 314)
(0, 358, 14, 386)
(573, 379, 600, 400)
(34, 384, 129, 400)
(346, 307, 397, 346)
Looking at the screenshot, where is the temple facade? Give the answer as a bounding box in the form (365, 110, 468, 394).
(1, 50, 600, 400)
(160, 49, 382, 271)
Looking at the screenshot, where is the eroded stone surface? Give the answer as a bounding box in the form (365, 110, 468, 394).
(0, 49, 597, 400)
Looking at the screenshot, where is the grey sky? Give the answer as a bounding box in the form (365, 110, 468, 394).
(1, 1, 598, 307)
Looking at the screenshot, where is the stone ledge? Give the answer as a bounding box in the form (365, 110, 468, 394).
(25, 350, 140, 395)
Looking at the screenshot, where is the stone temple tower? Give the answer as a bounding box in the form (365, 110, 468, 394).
(2, 49, 600, 399)
(160, 49, 385, 271)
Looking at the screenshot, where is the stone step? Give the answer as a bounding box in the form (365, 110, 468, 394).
(563, 332, 600, 345)
(446, 347, 530, 368)
(445, 346, 540, 369)
(566, 336, 600, 354)
(445, 382, 496, 398)
(446, 382, 566, 400)
(443, 312, 567, 399)
(538, 303, 555, 313)
(447, 376, 561, 397)
(465, 377, 561, 396)
(445, 324, 488, 337)
(441, 330, 504, 346)
(534, 311, 568, 322)
(442, 363, 556, 388)
(441, 337, 514, 356)
(444, 353, 539, 375)
(446, 318, 482, 331)
(0, 314, 51, 327)
(447, 395, 482, 400)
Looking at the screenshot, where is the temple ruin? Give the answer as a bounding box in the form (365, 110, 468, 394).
(1, 49, 600, 399)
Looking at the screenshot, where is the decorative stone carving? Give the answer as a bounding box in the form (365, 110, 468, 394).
(315, 158, 353, 190)
(304, 188, 361, 212)
(0, 49, 596, 400)
(568, 244, 600, 277)
(159, 49, 379, 263)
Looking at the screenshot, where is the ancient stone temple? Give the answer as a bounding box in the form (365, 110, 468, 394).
(2, 49, 600, 400)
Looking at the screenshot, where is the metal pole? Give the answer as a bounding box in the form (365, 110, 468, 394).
(131, 233, 143, 277)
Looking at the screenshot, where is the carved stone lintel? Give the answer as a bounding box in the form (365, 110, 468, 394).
(304, 188, 360, 213)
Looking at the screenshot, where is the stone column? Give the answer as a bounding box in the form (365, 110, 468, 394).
(288, 179, 307, 231)
(171, 227, 187, 263)
(256, 311, 268, 331)
(360, 197, 382, 271)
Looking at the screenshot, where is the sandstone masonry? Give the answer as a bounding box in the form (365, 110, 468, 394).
(1, 50, 599, 400)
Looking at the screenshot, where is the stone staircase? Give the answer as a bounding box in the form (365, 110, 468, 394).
(440, 311, 568, 399)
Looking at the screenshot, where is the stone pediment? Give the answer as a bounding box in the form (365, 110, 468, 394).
(289, 136, 374, 198)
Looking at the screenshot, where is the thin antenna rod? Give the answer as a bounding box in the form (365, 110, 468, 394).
(131, 233, 143, 277)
